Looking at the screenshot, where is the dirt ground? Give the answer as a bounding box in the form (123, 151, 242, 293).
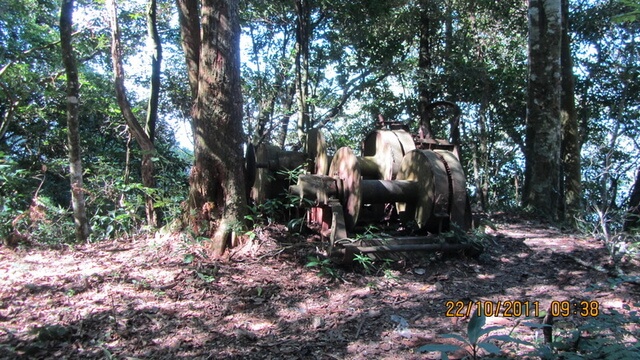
(1, 214, 639, 359)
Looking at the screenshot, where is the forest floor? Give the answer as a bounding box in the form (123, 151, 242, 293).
(1, 214, 639, 359)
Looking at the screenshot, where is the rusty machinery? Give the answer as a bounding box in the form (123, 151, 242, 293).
(247, 103, 478, 262)
(246, 128, 329, 204)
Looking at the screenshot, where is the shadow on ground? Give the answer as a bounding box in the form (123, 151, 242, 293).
(1, 218, 638, 359)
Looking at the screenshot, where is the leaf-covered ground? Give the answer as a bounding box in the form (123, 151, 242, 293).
(1, 215, 639, 359)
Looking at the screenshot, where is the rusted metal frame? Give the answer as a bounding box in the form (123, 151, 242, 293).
(436, 150, 469, 229)
(360, 180, 419, 204)
(248, 128, 329, 203)
(433, 151, 454, 221)
(340, 243, 474, 254)
(362, 128, 416, 180)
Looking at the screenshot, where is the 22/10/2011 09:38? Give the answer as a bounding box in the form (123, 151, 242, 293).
(444, 300, 600, 318)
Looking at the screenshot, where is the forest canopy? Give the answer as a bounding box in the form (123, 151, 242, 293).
(0, 0, 638, 245)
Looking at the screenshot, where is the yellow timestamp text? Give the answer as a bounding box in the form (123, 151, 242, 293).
(549, 300, 600, 317)
(444, 300, 601, 318)
(445, 300, 541, 317)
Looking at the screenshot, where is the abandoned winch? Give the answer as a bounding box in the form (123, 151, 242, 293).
(246, 105, 479, 262)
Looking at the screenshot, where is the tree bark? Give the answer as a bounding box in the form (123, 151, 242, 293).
(0, 80, 16, 142)
(294, 0, 311, 145)
(248, 25, 268, 145)
(475, 89, 490, 212)
(248, 25, 289, 146)
(624, 168, 640, 232)
(254, 94, 277, 146)
(146, 0, 162, 143)
(560, 0, 581, 224)
(176, 0, 201, 101)
(145, 0, 163, 225)
(107, 0, 159, 227)
(276, 83, 297, 149)
(60, 0, 91, 242)
(417, 0, 434, 140)
(183, 0, 247, 256)
(524, 0, 562, 220)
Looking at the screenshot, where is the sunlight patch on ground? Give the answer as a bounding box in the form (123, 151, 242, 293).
(1, 221, 637, 359)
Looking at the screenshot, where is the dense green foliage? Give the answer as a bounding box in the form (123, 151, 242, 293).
(240, 0, 639, 229)
(0, 0, 638, 245)
(1, 0, 190, 243)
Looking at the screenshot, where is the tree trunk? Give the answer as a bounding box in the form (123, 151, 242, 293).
(294, 0, 311, 145)
(107, 0, 159, 227)
(248, 34, 281, 146)
(254, 95, 277, 145)
(176, 0, 201, 101)
(146, 0, 161, 143)
(185, 0, 247, 256)
(471, 141, 483, 210)
(523, 0, 562, 220)
(60, 0, 91, 242)
(475, 88, 490, 212)
(624, 168, 640, 232)
(145, 0, 163, 225)
(417, 0, 434, 139)
(600, 120, 621, 216)
(0, 79, 16, 142)
(276, 83, 297, 149)
(560, 0, 581, 224)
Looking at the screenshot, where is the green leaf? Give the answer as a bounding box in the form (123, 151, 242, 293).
(467, 312, 486, 344)
(196, 272, 215, 283)
(477, 325, 502, 337)
(306, 256, 318, 265)
(183, 253, 194, 264)
(287, 217, 303, 231)
(477, 341, 501, 354)
(485, 334, 533, 346)
(416, 343, 463, 354)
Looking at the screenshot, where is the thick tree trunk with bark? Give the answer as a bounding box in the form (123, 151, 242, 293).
(254, 96, 276, 145)
(145, 0, 163, 225)
(176, 0, 201, 100)
(276, 83, 297, 149)
(181, 0, 247, 256)
(524, 0, 562, 220)
(107, 0, 159, 227)
(0, 75, 16, 142)
(295, 0, 311, 145)
(624, 169, 640, 232)
(560, 0, 581, 224)
(60, 0, 91, 242)
(473, 89, 490, 212)
(247, 24, 293, 146)
(417, 0, 434, 139)
(146, 0, 161, 142)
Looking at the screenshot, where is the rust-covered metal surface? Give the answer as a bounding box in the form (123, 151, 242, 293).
(251, 106, 475, 261)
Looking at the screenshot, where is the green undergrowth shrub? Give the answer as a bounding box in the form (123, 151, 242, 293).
(1, 150, 189, 246)
(305, 255, 343, 281)
(528, 303, 640, 359)
(0, 154, 78, 245)
(575, 207, 640, 269)
(244, 163, 312, 236)
(1, 152, 34, 242)
(417, 312, 527, 359)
